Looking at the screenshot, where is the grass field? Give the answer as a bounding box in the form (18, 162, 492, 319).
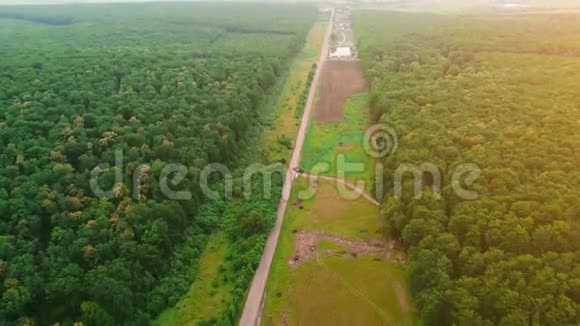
(291, 256, 413, 326)
(293, 178, 381, 240)
(261, 179, 415, 325)
(155, 233, 231, 325)
(302, 94, 375, 187)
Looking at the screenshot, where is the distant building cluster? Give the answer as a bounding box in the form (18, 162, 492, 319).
(328, 6, 357, 60)
(495, 0, 530, 8)
(330, 46, 353, 59)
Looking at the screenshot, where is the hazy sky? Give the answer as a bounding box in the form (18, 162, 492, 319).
(0, 0, 180, 4)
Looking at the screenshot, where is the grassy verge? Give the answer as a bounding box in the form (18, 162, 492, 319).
(262, 22, 327, 164)
(155, 233, 231, 325)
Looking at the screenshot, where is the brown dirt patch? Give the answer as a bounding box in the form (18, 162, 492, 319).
(280, 311, 289, 326)
(336, 142, 353, 151)
(316, 60, 366, 122)
(289, 230, 391, 266)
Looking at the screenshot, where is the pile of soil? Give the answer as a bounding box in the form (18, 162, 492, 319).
(288, 230, 393, 266)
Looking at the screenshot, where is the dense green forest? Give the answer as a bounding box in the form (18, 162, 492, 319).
(0, 3, 315, 325)
(354, 11, 580, 325)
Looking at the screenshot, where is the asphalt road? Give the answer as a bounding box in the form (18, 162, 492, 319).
(238, 10, 334, 326)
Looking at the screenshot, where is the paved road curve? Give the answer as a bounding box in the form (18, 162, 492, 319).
(238, 10, 334, 326)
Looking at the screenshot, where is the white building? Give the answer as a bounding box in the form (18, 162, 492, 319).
(330, 47, 352, 59)
(495, 0, 529, 8)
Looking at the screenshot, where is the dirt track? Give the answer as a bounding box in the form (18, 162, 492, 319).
(298, 172, 379, 206)
(315, 60, 366, 122)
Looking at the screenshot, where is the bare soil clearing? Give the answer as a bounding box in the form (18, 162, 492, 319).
(289, 230, 391, 266)
(336, 142, 353, 151)
(315, 60, 366, 122)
